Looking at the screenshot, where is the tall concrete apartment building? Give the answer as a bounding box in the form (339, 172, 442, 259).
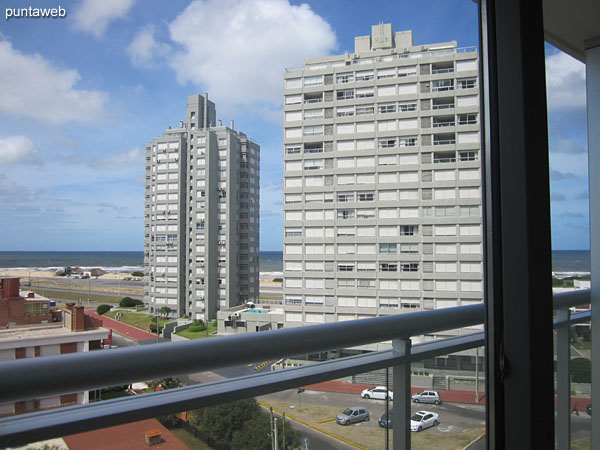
(283, 24, 482, 349)
(144, 94, 260, 321)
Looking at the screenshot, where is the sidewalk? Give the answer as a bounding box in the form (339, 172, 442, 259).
(85, 310, 158, 342)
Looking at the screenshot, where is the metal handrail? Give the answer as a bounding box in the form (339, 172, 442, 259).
(0, 290, 589, 446)
(0, 304, 483, 403)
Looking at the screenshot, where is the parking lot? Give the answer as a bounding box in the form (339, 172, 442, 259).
(259, 388, 485, 449)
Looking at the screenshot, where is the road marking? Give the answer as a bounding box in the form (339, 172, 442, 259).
(254, 361, 271, 371)
(316, 418, 336, 424)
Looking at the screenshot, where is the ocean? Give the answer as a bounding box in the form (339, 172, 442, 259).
(0, 250, 284, 274)
(0, 250, 589, 276)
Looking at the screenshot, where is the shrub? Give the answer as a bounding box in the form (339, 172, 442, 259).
(149, 323, 164, 333)
(188, 324, 206, 332)
(272, 278, 283, 283)
(119, 297, 143, 308)
(571, 358, 591, 383)
(96, 304, 112, 315)
(131, 271, 144, 278)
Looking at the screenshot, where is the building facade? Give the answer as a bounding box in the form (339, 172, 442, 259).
(0, 278, 108, 417)
(282, 24, 482, 347)
(144, 94, 260, 321)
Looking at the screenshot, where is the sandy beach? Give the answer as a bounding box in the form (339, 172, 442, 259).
(0, 269, 284, 288)
(0, 269, 133, 281)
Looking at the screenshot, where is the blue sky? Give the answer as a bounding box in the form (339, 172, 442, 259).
(0, 0, 589, 251)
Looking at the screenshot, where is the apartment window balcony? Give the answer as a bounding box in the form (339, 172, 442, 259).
(431, 67, 455, 74)
(433, 151, 456, 163)
(432, 117, 456, 128)
(433, 134, 456, 145)
(432, 80, 454, 92)
(304, 93, 322, 104)
(304, 143, 324, 153)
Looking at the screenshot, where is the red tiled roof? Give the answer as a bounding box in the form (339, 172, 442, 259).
(63, 418, 189, 450)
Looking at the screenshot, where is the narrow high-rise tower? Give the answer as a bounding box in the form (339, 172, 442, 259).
(144, 94, 260, 320)
(282, 25, 482, 350)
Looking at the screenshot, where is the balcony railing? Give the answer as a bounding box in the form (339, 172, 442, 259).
(0, 290, 590, 449)
(284, 46, 478, 73)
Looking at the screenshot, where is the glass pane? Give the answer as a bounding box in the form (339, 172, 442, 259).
(545, 40, 591, 448)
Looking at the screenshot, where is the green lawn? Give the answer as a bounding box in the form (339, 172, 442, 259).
(175, 321, 218, 340)
(104, 311, 170, 332)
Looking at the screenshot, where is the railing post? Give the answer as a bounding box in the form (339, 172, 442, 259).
(556, 308, 571, 450)
(392, 338, 411, 450)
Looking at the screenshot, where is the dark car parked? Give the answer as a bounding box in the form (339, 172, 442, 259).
(378, 412, 394, 428)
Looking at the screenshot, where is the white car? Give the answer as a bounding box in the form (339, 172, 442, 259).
(412, 390, 442, 405)
(360, 386, 393, 400)
(410, 411, 439, 432)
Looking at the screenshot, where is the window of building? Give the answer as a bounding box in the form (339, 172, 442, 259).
(378, 104, 396, 114)
(355, 70, 374, 81)
(459, 151, 479, 161)
(400, 225, 417, 236)
(304, 75, 324, 87)
(337, 209, 355, 220)
(337, 106, 354, 117)
(401, 263, 419, 272)
(337, 90, 354, 100)
(356, 106, 375, 116)
(379, 243, 397, 254)
(336, 73, 354, 84)
(380, 263, 398, 272)
(432, 79, 454, 92)
(337, 193, 355, 202)
(399, 102, 417, 112)
(457, 78, 477, 89)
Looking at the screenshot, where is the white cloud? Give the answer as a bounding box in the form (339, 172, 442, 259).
(545, 51, 586, 110)
(0, 136, 37, 166)
(168, 0, 337, 112)
(0, 40, 108, 124)
(72, 0, 136, 38)
(127, 26, 171, 68)
(99, 147, 145, 169)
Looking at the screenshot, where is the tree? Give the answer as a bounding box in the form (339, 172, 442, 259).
(159, 306, 173, 319)
(230, 415, 272, 450)
(231, 414, 300, 450)
(191, 399, 260, 448)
